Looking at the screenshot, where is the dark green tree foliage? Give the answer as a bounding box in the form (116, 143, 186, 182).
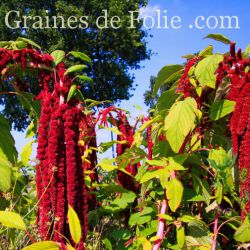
(0, 0, 150, 130)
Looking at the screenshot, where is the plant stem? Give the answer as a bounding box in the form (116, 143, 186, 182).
(59, 80, 64, 105)
(153, 200, 167, 250)
(211, 208, 219, 250)
(25, 230, 35, 243)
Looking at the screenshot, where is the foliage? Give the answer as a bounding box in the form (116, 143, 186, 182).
(1, 34, 250, 250)
(0, 0, 150, 130)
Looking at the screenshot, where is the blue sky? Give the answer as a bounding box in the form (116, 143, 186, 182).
(12, 0, 250, 156)
(120, 0, 250, 112)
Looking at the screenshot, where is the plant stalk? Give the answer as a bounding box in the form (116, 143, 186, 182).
(211, 208, 219, 250)
(153, 200, 167, 250)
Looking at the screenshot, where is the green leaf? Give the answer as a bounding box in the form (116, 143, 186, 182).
(180, 215, 197, 223)
(98, 158, 117, 171)
(76, 75, 94, 86)
(0, 157, 11, 192)
(246, 44, 250, 56)
(69, 51, 92, 66)
(129, 207, 154, 226)
(65, 65, 87, 75)
(99, 125, 122, 135)
(215, 185, 223, 204)
(25, 121, 35, 139)
(22, 241, 59, 250)
(156, 89, 179, 112)
(68, 205, 82, 244)
(13, 41, 27, 49)
(153, 64, 183, 96)
(204, 34, 231, 44)
(20, 140, 33, 166)
(143, 240, 152, 250)
(195, 54, 224, 88)
(199, 45, 213, 56)
(166, 178, 184, 212)
(102, 238, 113, 250)
(0, 41, 12, 48)
(164, 97, 198, 153)
(51, 50, 65, 66)
(234, 220, 250, 243)
(67, 85, 77, 102)
(210, 100, 235, 120)
(176, 226, 185, 248)
(16, 37, 41, 49)
(168, 157, 185, 171)
(140, 170, 163, 184)
(0, 115, 18, 164)
(66, 244, 75, 250)
(0, 211, 26, 230)
(157, 214, 173, 221)
(110, 229, 132, 240)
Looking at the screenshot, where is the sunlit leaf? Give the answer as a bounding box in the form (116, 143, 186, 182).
(22, 241, 59, 250)
(210, 100, 235, 120)
(68, 205, 82, 244)
(166, 178, 183, 212)
(51, 50, 65, 66)
(65, 65, 87, 75)
(204, 34, 231, 44)
(0, 157, 11, 192)
(195, 54, 223, 88)
(20, 140, 33, 166)
(0, 211, 26, 230)
(153, 64, 183, 96)
(164, 97, 198, 153)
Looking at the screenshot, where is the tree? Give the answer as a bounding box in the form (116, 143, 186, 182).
(143, 76, 157, 108)
(0, 0, 150, 130)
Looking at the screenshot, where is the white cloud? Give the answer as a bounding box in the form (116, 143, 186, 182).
(139, 5, 161, 18)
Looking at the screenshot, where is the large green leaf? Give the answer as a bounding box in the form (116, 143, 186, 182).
(234, 220, 250, 243)
(156, 89, 179, 112)
(166, 178, 184, 212)
(199, 45, 213, 57)
(210, 100, 235, 120)
(129, 207, 154, 226)
(22, 241, 59, 250)
(51, 50, 65, 66)
(65, 65, 87, 75)
(195, 54, 223, 88)
(0, 115, 17, 164)
(16, 37, 41, 49)
(0, 157, 12, 192)
(153, 64, 183, 96)
(0, 211, 26, 230)
(98, 158, 117, 172)
(204, 34, 231, 44)
(185, 220, 212, 247)
(20, 140, 33, 166)
(164, 97, 198, 153)
(69, 51, 92, 66)
(176, 226, 185, 248)
(68, 205, 82, 244)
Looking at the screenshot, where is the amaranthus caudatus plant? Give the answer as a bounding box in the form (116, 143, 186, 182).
(0, 38, 98, 249)
(1, 34, 250, 250)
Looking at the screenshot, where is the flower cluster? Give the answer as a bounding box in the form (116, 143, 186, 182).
(213, 43, 250, 215)
(0, 47, 96, 248)
(176, 57, 200, 98)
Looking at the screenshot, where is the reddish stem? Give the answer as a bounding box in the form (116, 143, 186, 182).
(211, 209, 219, 250)
(25, 230, 35, 243)
(153, 200, 167, 250)
(59, 80, 64, 105)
